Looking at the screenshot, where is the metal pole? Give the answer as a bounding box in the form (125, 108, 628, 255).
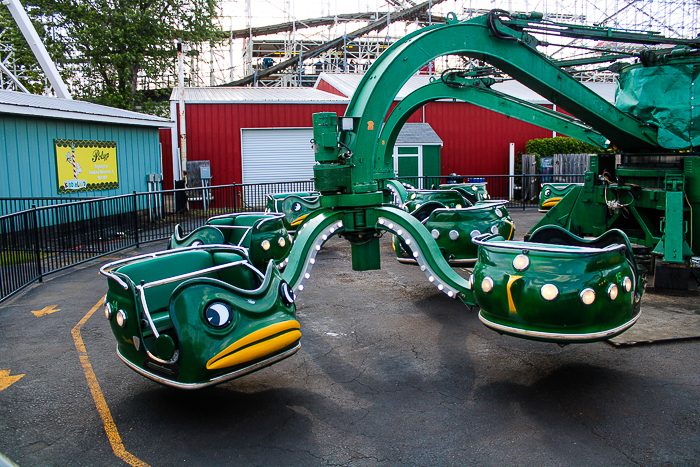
(132, 191, 140, 248)
(210, 42, 215, 86)
(3, 0, 71, 99)
(32, 205, 43, 282)
(343, 33, 347, 72)
(230, 21, 235, 82)
(509, 142, 516, 206)
(177, 39, 187, 180)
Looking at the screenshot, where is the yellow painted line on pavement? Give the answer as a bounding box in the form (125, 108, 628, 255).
(32, 304, 61, 317)
(0, 369, 25, 391)
(72, 298, 150, 467)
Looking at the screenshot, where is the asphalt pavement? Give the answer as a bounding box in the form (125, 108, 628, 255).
(1, 209, 699, 466)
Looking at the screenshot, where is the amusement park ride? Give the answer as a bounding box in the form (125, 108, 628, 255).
(100, 10, 699, 388)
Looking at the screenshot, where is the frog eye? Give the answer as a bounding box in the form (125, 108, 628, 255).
(280, 282, 296, 305)
(205, 302, 232, 328)
(292, 202, 302, 212)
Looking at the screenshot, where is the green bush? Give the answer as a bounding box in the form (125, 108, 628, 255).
(524, 136, 602, 159)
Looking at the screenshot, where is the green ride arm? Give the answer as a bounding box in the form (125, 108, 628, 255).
(374, 206, 476, 305)
(385, 179, 409, 204)
(281, 209, 346, 293)
(377, 80, 609, 174)
(339, 13, 658, 192)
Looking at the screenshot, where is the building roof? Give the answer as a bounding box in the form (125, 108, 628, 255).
(0, 90, 172, 127)
(315, 72, 617, 105)
(169, 86, 349, 104)
(395, 123, 443, 146)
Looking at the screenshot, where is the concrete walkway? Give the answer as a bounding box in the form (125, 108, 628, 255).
(0, 210, 699, 466)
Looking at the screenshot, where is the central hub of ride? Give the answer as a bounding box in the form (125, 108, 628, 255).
(312, 111, 386, 271)
(312, 112, 380, 199)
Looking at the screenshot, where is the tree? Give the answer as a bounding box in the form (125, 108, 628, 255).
(3, 0, 219, 112)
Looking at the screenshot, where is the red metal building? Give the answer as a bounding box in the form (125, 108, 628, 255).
(316, 73, 615, 176)
(164, 88, 347, 189)
(163, 74, 615, 189)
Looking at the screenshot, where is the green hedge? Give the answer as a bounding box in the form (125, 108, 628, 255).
(524, 136, 602, 159)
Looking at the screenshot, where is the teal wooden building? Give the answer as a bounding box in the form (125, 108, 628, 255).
(0, 90, 173, 199)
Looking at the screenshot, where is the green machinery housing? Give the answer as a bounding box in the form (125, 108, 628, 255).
(308, 9, 699, 288)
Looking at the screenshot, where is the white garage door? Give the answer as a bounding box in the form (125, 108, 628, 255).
(241, 128, 315, 184)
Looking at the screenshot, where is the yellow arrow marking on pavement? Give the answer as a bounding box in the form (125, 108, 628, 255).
(31, 305, 61, 317)
(0, 369, 25, 391)
(73, 297, 150, 467)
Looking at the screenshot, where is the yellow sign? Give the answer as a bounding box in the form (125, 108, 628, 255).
(55, 139, 119, 193)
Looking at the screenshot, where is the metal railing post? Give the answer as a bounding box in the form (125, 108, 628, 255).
(132, 191, 140, 248)
(31, 204, 43, 282)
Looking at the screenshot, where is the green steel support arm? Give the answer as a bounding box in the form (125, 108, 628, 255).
(337, 13, 658, 194)
(376, 79, 609, 174)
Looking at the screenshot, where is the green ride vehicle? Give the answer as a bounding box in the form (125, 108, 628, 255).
(169, 212, 292, 271)
(393, 200, 515, 265)
(99, 245, 300, 389)
(538, 183, 582, 212)
(401, 188, 471, 211)
(392, 187, 515, 265)
(264, 192, 321, 232)
(472, 225, 645, 343)
(439, 181, 490, 204)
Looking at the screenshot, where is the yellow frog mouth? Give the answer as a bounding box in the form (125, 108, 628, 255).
(542, 197, 563, 207)
(290, 214, 309, 227)
(206, 320, 301, 370)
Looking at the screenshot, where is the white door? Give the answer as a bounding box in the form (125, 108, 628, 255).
(241, 128, 315, 207)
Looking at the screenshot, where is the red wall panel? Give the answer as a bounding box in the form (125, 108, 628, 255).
(168, 98, 556, 188)
(171, 103, 348, 188)
(423, 101, 552, 176)
(315, 81, 347, 97)
(158, 128, 174, 189)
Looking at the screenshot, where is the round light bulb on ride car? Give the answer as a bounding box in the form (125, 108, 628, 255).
(607, 283, 618, 301)
(580, 288, 596, 305)
(481, 277, 494, 294)
(116, 309, 127, 328)
(512, 254, 530, 271)
(431, 229, 440, 239)
(449, 230, 459, 241)
(540, 284, 559, 301)
(261, 240, 271, 251)
(623, 276, 632, 293)
(278, 237, 286, 248)
(104, 303, 112, 320)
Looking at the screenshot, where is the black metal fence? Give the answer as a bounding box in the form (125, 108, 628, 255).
(0, 180, 314, 303)
(0, 175, 583, 303)
(396, 174, 585, 208)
